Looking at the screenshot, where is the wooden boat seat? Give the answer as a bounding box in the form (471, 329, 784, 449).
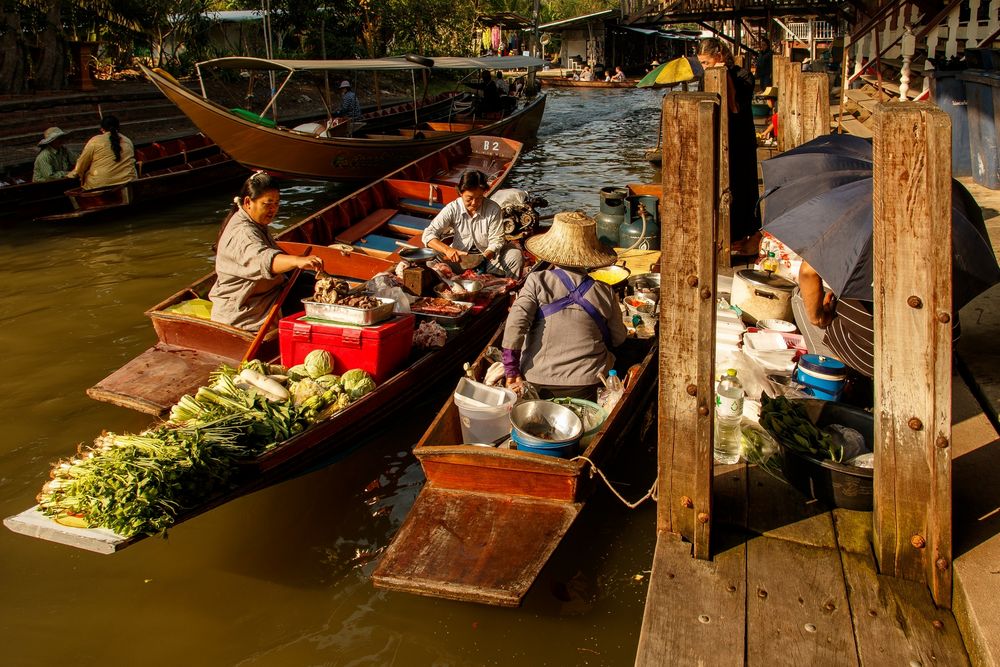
(352, 233, 401, 258)
(398, 198, 445, 215)
(386, 212, 433, 235)
(334, 208, 397, 244)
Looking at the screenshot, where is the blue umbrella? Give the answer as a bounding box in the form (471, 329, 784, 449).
(761, 134, 999, 308)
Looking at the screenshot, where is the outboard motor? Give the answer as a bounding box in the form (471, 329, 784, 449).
(490, 189, 548, 241)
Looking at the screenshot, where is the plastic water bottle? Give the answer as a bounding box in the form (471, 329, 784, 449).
(598, 369, 624, 412)
(714, 369, 743, 464)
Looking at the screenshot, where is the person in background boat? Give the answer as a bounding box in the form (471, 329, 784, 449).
(495, 71, 509, 95)
(502, 211, 627, 401)
(697, 37, 760, 256)
(334, 80, 363, 121)
(610, 66, 626, 82)
(465, 70, 501, 114)
(579, 66, 594, 82)
(421, 169, 524, 278)
(209, 172, 324, 331)
(67, 115, 137, 190)
(33, 127, 76, 182)
(758, 86, 778, 143)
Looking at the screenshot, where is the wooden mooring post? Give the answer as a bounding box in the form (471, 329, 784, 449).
(773, 55, 789, 151)
(657, 92, 719, 559)
(872, 102, 953, 607)
(798, 72, 831, 143)
(703, 68, 730, 269)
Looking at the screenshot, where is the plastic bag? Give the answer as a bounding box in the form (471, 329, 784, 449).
(371, 286, 411, 313)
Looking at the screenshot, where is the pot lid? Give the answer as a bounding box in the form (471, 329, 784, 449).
(798, 354, 847, 375)
(736, 268, 796, 291)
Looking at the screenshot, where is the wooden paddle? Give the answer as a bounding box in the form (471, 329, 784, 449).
(243, 249, 312, 362)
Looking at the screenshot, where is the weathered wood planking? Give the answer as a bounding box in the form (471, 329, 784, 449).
(634, 532, 746, 666)
(833, 510, 970, 666)
(872, 102, 954, 606)
(774, 55, 790, 152)
(787, 62, 804, 149)
(703, 68, 731, 268)
(657, 93, 719, 558)
(799, 72, 831, 145)
(746, 535, 858, 666)
(746, 465, 836, 549)
(371, 488, 579, 607)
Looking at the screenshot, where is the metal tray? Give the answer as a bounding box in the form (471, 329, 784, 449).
(410, 299, 473, 320)
(301, 297, 395, 326)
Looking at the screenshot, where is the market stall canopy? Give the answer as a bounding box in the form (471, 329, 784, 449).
(196, 55, 546, 73)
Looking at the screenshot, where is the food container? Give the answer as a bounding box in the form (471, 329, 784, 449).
(730, 269, 795, 323)
(759, 318, 797, 333)
(509, 400, 583, 458)
(279, 312, 415, 382)
(795, 354, 847, 401)
(458, 253, 484, 270)
(453, 378, 517, 444)
(433, 279, 482, 301)
(627, 273, 660, 303)
(623, 294, 657, 316)
(773, 400, 874, 510)
(588, 264, 631, 290)
(410, 299, 473, 320)
(552, 398, 608, 448)
(301, 296, 395, 326)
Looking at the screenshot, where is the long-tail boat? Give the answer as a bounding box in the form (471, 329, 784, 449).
(371, 322, 659, 607)
(140, 55, 547, 181)
(4, 134, 527, 554)
(0, 133, 247, 223)
(538, 77, 637, 89)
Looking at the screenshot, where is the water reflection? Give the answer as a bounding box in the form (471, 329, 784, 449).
(0, 89, 662, 666)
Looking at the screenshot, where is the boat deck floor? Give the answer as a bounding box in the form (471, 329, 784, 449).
(634, 373, 999, 666)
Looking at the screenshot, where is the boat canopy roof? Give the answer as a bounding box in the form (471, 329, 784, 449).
(196, 55, 545, 72)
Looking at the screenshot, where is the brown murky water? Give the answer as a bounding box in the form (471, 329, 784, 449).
(0, 88, 666, 666)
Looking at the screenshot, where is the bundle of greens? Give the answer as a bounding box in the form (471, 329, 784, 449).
(759, 395, 843, 462)
(37, 355, 377, 537)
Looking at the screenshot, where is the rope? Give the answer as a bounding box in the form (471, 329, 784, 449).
(571, 455, 658, 509)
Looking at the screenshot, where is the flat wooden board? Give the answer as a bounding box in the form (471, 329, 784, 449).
(371, 487, 580, 607)
(4, 506, 129, 554)
(746, 536, 858, 666)
(833, 510, 970, 666)
(635, 532, 746, 666)
(87, 343, 237, 415)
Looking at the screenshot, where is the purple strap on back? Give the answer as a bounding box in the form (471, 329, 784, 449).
(537, 268, 612, 346)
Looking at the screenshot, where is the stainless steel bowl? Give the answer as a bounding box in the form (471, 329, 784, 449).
(458, 253, 484, 270)
(399, 247, 440, 264)
(433, 279, 483, 301)
(509, 400, 583, 444)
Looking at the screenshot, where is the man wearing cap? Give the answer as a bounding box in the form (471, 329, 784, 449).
(501, 211, 627, 401)
(33, 127, 76, 182)
(334, 80, 362, 121)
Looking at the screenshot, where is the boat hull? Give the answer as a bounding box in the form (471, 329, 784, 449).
(141, 64, 546, 181)
(539, 78, 635, 89)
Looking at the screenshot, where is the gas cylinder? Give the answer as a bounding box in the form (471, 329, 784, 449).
(595, 186, 628, 246)
(619, 195, 660, 250)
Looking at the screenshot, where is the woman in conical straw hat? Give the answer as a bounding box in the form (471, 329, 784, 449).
(501, 211, 627, 401)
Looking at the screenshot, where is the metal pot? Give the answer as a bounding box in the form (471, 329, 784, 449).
(730, 269, 795, 323)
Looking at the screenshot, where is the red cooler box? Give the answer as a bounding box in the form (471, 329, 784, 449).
(278, 312, 415, 382)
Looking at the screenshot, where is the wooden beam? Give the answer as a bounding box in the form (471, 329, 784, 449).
(774, 54, 789, 152)
(703, 67, 731, 268)
(872, 102, 953, 607)
(786, 61, 803, 149)
(658, 92, 718, 560)
(799, 72, 830, 144)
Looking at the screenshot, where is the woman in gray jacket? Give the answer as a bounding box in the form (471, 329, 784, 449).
(502, 211, 627, 401)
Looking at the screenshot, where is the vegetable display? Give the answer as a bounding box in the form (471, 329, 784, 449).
(759, 395, 843, 462)
(36, 359, 376, 537)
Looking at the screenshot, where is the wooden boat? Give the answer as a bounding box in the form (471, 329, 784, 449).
(140, 55, 547, 181)
(5, 134, 527, 554)
(372, 325, 659, 606)
(0, 133, 247, 223)
(539, 77, 637, 89)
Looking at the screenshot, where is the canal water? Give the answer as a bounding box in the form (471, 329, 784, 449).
(0, 88, 665, 666)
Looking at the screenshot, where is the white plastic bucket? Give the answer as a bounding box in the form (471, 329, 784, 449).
(454, 378, 516, 444)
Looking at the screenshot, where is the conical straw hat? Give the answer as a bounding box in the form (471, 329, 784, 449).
(525, 210, 618, 269)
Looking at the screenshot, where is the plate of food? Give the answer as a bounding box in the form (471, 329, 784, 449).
(410, 297, 473, 319)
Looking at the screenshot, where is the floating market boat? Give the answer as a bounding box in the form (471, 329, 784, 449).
(372, 324, 659, 607)
(140, 55, 547, 181)
(0, 133, 247, 223)
(4, 134, 526, 554)
(538, 77, 637, 89)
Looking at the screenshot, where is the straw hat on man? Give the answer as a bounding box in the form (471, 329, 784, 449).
(33, 127, 76, 183)
(502, 211, 627, 402)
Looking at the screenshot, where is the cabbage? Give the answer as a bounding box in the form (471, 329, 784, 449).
(287, 364, 310, 381)
(290, 378, 325, 406)
(315, 374, 340, 387)
(304, 350, 333, 379)
(341, 369, 376, 400)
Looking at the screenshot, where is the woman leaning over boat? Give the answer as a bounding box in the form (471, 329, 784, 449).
(68, 115, 137, 190)
(209, 172, 324, 331)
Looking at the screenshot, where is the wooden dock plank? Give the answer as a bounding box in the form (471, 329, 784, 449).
(747, 466, 837, 549)
(746, 536, 858, 666)
(635, 532, 746, 667)
(833, 510, 970, 666)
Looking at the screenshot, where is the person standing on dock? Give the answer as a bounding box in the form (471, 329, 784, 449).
(32, 127, 76, 182)
(697, 38, 760, 255)
(335, 80, 363, 121)
(68, 115, 137, 190)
